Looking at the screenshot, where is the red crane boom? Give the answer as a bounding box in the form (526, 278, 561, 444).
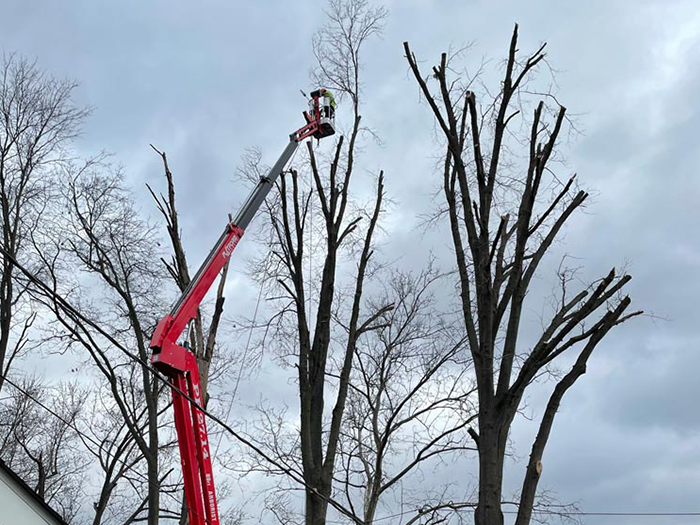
(149, 92, 334, 525)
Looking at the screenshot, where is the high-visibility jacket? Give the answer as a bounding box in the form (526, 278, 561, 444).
(324, 89, 336, 109)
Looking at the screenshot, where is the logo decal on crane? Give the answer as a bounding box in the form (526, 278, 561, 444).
(222, 235, 241, 259)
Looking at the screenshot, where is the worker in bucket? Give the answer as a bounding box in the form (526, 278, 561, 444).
(320, 87, 336, 119)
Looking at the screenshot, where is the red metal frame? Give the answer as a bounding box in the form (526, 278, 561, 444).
(297, 94, 335, 141)
(150, 224, 242, 525)
(150, 95, 330, 525)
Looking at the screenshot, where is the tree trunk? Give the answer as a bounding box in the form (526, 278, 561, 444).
(145, 363, 160, 525)
(305, 477, 330, 525)
(92, 480, 116, 525)
(474, 419, 505, 525)
(147, 454, 160, 525)
(474, 433, 503, 525)
(0, 257, 13, 392)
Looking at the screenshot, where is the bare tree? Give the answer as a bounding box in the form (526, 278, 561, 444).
(244, 2, 389, 524)
(79, 381, 145, 525)
(148, 145, 229, 406)
(148, 146, 231, 525)
(0, 56, 171, 524)
(404, 25, 641, 525)
(0, 374, 88, 522)
(337, 267, 477, 524)
(29, 162, 178, 525)
(0, 54, 89, 392)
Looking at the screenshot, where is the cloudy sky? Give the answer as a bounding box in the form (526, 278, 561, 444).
(2, 1, 699, 524)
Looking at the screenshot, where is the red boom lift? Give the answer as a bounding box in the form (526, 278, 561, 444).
(149, 91, 335, 525)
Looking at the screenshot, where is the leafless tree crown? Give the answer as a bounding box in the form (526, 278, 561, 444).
(404, 25, 640, 525)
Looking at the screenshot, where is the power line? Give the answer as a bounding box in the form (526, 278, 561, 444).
(338, 507, 700, 523)
(562, 512, 700, 516)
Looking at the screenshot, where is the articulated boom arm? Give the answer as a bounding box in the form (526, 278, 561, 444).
(149, 95, 333, 525)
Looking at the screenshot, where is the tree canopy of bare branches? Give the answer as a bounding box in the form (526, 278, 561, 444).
(0, 375, 87, 522)
(246, 2, 389, 524)
(404, 25, 641, 525)
(338, 267, 477, 524)
(27, 162, 177, 525)
(0, 54, 89, 392)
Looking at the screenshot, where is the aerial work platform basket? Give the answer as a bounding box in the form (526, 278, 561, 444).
(304, 88, 336, 139)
